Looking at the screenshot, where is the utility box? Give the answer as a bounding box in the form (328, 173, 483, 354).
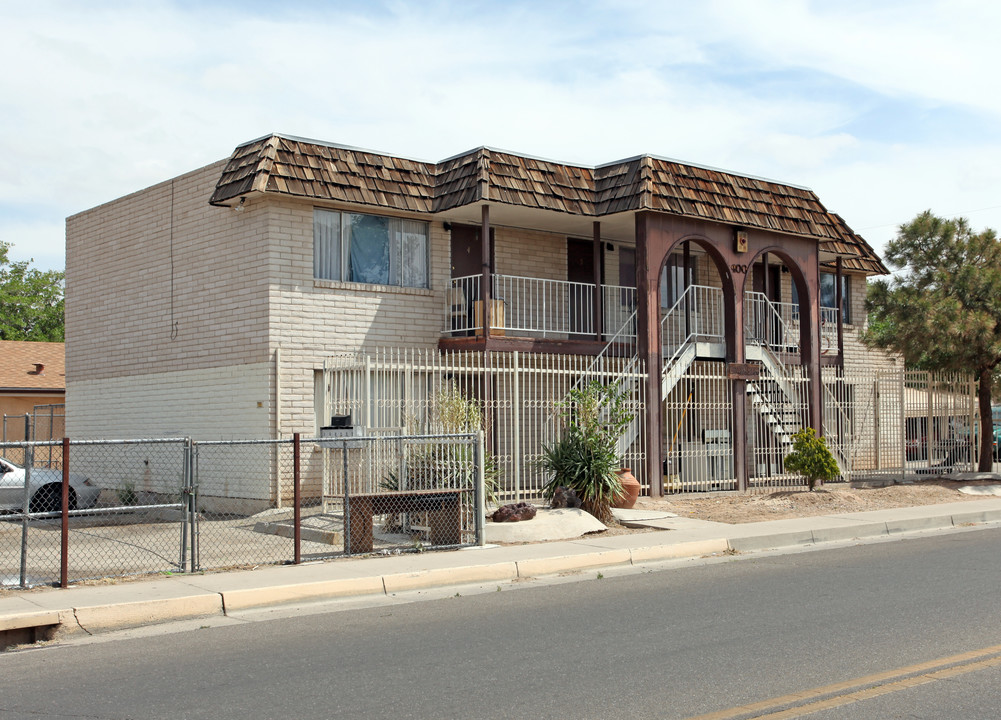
(320, 414, 367, 448)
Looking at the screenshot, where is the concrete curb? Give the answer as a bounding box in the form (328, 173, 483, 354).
(4, 507, 1001, 646)
(70, 594, 224, 634)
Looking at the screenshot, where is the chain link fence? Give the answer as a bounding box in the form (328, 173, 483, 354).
(1, 432, 484, 589)
(2, 405, 66, 449)
(1, 439, 189, 588)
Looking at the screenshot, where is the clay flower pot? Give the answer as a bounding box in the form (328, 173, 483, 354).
(612, 468, 640, 509)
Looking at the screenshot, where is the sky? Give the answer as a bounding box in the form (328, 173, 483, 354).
(2, 0, 1000, 273)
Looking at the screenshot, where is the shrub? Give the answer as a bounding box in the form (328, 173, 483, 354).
(784, 427, 840, 490)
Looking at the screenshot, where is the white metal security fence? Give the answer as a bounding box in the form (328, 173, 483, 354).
(1, 434, 484, 590)
(821, 368, 978, 482)
(663, 363, 977, 495)
(322, 348, 648, 501)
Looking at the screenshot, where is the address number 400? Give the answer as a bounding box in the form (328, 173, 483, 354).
(730, 264, 748, 274)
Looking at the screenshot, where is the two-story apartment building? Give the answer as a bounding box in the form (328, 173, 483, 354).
(66, 134, 898, 508)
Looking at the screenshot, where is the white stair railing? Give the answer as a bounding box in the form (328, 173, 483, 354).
(661, 285, 724, 369)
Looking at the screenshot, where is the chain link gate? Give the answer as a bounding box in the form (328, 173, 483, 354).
(1, 438, 192, 588)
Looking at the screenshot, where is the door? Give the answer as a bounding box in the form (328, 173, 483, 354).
(752, 262, 783, 347)
(567, 239, 601, 335)
(450, 225, 495, 334)
(450, 225, 494, 280)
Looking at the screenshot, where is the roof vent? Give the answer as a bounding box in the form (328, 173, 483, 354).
(29, 363, 44, 375)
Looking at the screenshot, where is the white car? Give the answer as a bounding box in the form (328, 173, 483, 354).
(0, 457, 101, 513)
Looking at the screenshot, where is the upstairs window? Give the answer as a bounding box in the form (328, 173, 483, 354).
(791, 272, 852, 323)
(314, 209, 429, 288)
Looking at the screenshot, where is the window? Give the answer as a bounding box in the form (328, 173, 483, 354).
(314, 209, 429, 288)
(791, 272, 851, 323)
(661, 255, 697, 309)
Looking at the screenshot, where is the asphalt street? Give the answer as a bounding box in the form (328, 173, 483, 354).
(3, 527, 1001, 719)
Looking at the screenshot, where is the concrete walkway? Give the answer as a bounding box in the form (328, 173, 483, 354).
(4, 497, 1001, 647)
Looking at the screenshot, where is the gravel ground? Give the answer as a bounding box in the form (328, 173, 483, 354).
(634, 477, 997, 524)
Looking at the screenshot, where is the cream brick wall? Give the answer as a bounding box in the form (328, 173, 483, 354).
(65, 160, 272, 384)
(265, 198, 447, 436)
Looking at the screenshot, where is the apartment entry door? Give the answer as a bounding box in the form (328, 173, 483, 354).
(567, 238, 602, 336)
(450, 225, 496, 334)
(751, 261, 783, 347)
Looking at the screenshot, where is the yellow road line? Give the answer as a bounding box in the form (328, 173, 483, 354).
(685, 643, 1001, 720)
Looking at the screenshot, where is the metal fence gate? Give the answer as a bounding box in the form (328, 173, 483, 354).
(1, 433, 484, 589)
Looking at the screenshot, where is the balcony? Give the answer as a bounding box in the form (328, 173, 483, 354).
(442, 275, 840, 359)
(443, 274, 636, 344)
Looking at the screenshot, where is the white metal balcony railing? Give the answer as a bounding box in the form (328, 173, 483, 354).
(661, 285, 725, 366)
(445, 276, 838, 354)
(444, 274, 636, 340)
(746, 292, 840, 356)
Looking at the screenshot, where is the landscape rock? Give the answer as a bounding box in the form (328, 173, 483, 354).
(549, 486, 582, 509)
(492, 502, 538, 522)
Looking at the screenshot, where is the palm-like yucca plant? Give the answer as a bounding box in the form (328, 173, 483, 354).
(539, 381, 632, 524)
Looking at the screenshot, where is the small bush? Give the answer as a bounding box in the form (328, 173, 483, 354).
(117, 480, 140, 506)
(784, 428, 840, 490)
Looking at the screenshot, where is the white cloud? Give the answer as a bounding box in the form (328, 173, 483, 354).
(1, 0, 999, 269)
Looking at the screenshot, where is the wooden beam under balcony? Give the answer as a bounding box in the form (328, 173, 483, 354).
(438, 335, 621, 356)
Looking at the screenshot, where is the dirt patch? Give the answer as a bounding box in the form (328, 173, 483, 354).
(633, 478, 995, 524)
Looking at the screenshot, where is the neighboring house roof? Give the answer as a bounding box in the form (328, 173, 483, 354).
(0, 341, 65, 393)
(210, 134, 888, 275)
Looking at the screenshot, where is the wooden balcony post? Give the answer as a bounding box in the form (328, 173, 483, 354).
(481, 204, 491, 334)
(836, 257, 844, 365)
(593, 221, 603, 341)
(636, 213, 664, 497)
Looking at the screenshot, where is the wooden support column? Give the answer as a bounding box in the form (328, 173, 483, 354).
(683, 241, 692, 336)
(481, 204, 492, 334)
(806, 262, 823, 436)
(593, 221, 603, 341)
(731, 271, 748, 493)
(636, 214, 664, 497)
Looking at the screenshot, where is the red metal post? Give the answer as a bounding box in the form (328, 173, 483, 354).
(60, 437, 69, 588)
(293, 432, 301, 565)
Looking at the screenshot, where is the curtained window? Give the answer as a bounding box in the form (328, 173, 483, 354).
(314, 209, 429, 288)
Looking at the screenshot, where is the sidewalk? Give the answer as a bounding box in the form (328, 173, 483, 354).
(4, 497, 1001, 647)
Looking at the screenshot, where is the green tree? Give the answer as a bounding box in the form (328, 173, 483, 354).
(0, 241, 64, 341)
(865, 211, 1001, 471)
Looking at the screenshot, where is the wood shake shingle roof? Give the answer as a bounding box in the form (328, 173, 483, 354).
(210, 134, 887, 274)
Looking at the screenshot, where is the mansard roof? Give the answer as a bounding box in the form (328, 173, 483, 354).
(210, 134, 887, 274)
